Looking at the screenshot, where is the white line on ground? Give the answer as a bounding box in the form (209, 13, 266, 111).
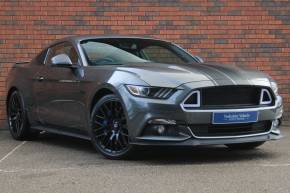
(261, 163, 290, 167)
(0, 163, 289, 174)
(0, 167, 79, 173)
(0, 141, 26, 164)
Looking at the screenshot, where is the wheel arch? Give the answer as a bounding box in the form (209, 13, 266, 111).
(88, 84, 131, 136)
(89, 87, 115, 114)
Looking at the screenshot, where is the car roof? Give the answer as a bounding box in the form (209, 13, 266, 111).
(49, 35, 170, 47)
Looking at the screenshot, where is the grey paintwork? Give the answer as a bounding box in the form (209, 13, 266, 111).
(6, 35, 283, 145)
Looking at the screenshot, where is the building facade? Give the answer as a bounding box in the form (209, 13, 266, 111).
(0, 0, 289, 127)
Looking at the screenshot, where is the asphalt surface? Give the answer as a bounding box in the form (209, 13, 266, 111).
(0, 127, 289, 193)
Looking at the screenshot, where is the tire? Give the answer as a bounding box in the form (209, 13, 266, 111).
(7, 90, 39, 140)
(226, 142, 265, 150)
(90, 94, 134, 159)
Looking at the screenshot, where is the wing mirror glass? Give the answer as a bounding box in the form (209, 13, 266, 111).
(51, 54, 75, 68)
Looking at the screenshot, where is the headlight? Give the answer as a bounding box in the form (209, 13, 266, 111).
(125, 85, 176, 99)
(270, 81, 278, 96)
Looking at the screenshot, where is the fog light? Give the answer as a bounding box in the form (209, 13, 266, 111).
(273, 119, 279, 127)
(271, 122, 281, 135)
(148, 119, 176, 125)
(156, 125, 166, 135)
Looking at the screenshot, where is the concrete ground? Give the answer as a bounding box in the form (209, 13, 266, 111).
(0, 127, 289, 193)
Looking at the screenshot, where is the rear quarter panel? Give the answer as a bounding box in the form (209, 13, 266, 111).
(6, 62, 37, 120)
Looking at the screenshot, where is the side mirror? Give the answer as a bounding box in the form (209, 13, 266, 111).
(51, 54, 73, 67)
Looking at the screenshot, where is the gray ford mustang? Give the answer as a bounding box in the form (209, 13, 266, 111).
(6, 36, 283, 159)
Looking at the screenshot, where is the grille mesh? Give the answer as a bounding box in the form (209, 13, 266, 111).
(201, 86, 261, 108)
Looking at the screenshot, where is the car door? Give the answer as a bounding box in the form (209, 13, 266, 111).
(33, 42, 87, 134)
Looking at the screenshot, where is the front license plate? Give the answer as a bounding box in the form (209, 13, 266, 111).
(212, 111, 258, 124)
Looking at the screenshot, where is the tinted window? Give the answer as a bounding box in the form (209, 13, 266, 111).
(81, 39, 195, 66)
(46, 42, 79, 65)
(81, 42, 147, 66)
(141, 45, 185, 64)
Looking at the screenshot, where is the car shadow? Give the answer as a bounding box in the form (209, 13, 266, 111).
(36, 132, 279, 165)
(130, 146, 278, 165)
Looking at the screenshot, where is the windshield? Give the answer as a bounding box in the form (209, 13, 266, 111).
(81, 38, 195, 66)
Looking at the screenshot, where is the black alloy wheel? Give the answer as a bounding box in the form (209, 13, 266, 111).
(91, 94, 133, 159)
(7, 90, 38, 140)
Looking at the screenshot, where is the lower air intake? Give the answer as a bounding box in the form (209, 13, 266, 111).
(189, 121, 272, 137)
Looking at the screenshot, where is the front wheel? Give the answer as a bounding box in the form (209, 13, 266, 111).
(226, 142, 265, 150)
(90, 94, 134, 159)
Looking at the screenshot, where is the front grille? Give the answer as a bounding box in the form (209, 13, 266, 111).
(189, 121, 272, 137)
(201, 86, 262, 108)
(182, 86, 275, 110)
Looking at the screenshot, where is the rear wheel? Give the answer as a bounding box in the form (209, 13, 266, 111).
(226, 142, 265, 150)
(7, 90, 39, 140)
(90, 94, 134, 159)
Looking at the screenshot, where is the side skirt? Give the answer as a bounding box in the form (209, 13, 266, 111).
(31, 126, 91, 141)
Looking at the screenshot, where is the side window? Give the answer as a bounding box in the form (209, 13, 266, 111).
(141, 45, 185, 64)
(46, 43, 79, 65)
(35, 49, 48, 65)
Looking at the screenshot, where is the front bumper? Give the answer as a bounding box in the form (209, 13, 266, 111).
(118, 84, 283, 146)
(132, 132, 282, 146)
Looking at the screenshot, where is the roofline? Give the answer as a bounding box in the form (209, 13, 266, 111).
(48, 35, 171, 47)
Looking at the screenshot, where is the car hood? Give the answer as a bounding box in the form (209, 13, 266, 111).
(116, 62, 271, 88)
